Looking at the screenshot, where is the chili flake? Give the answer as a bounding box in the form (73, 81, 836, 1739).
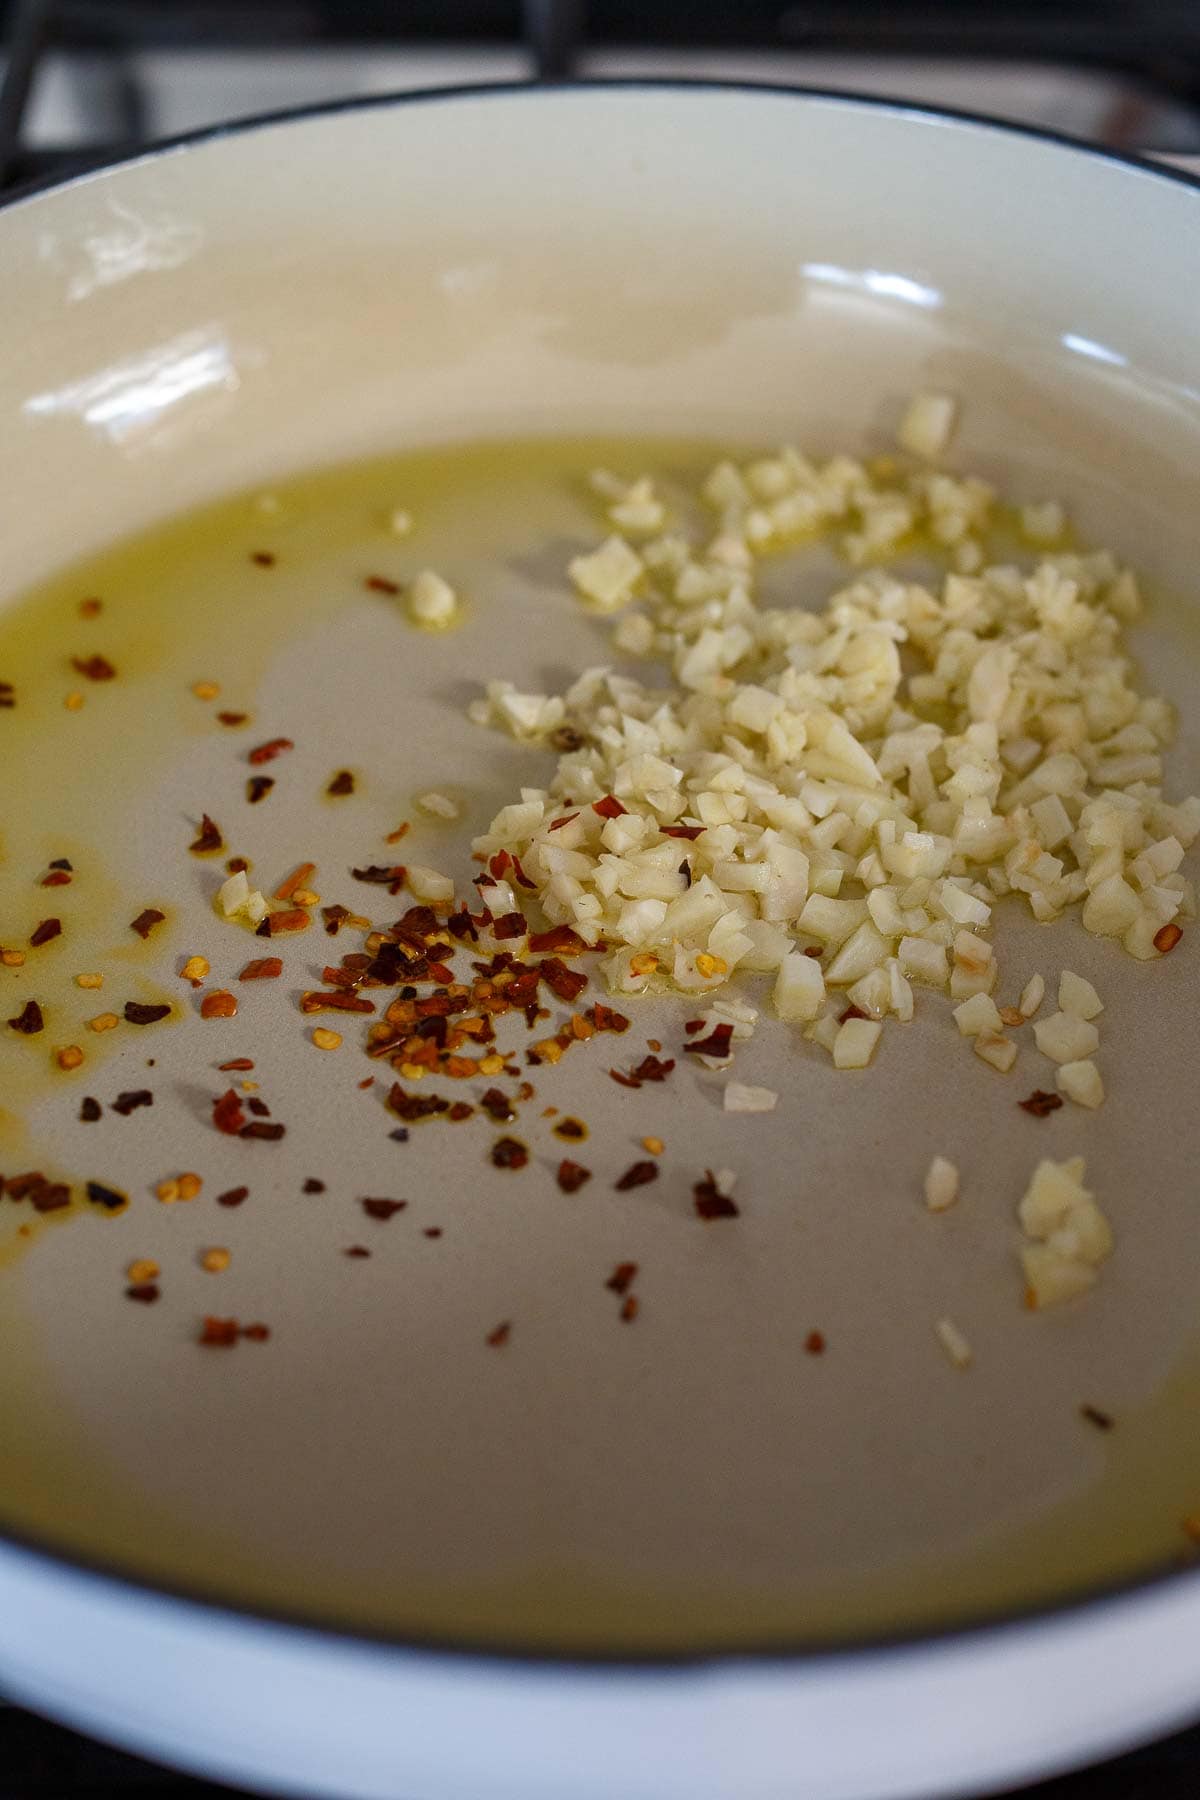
(111, 1087, 152, 1116)
(217, 1185, 249, 1207)
(615, 1160, 658, 1192)
(30, 919, 62, 948)
(247, 776, 275, 803)
(250, 550, 277, 567)
(86, 1180, 128, 1212)
(218, 1058, 254, 1072)
(1019, 1090, 1064, 1118)
(344, 1245, 371, 1258)
(491, 1136, 528, 1170)
(364, 573, 399, 594)
(130, 909, 166, 941)
(79, 1096, 102, 1122)
(303, 1178, 326, 1194)
(556, 1159, 592, 1193)
(805, 1331, 827, 1356)
(351, 864, 407, 891)
(8, 1001, 44, 1035)
(661, 823, 704, 840)
(41, 870, 71, 888)
(327, 770, 355, 796)
(126, 1283, 160, 1304)
(362, 1197, 407, 1220)
(248, 737, 293, 766)
(200, 990, 238, 1020)
(592, 795, 627, 819)
(240, 1121, 285, 1142)
(124, 1002, 171, 1025)
(266, 908, 311, 936)
(606, 1262, 638, 1295)
(1081, 1404, 1115, 1431)
(212, 1088, 247, 1135)
(71, 654, 116, 681)
(486, 1321, 511, 1348)
(553, 1116, 587, 1141)
(240, 957, 283, 981)
(682, 1023, 734, 1060)
(693, 1171, 740, 1221)
(219, 711, 249, 727)
(189, 816, 223, 855)
(620, 1295, 639, 1322)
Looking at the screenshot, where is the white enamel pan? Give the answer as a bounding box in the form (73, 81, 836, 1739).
(2, 82, 1200, 1800)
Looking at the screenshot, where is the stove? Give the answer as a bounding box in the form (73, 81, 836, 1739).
(3, 4, 1200, 1795)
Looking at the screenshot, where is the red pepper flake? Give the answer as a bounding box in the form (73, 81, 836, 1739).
(301, 989, 375, 1014)
(7, 1000, 44, 1035)
(609, 1069, 641, 1090)
(351, 865, 408, 895)
(682, 1023, 734, 1059)
(620, 1294, 639, 1323)
(218, 711, 249, 727)
(41, 870, 72, 888)
(1019, 1089, 1063, 1118)
(212, 1088, 247, 1135)
(615, 1160, 658, 1192)
(27, 1180, 71, 1213)
(693, 1170, 740, 1221)
(111, 1089, 153, 1116)
(388, 1085, 451, 1123)
(217, 1057, 254, 1072)
(661, 823, 705, 840)
(633, 1055, 674, 1083)
(189, 815, 223, 855)
(344, 1245, 371, 1258)
(71, 654, 116, 681)
(548, 813, 579, 832)
(240, 957, 283, 981)
(130, 909, 166, 940)
(327, 770, 355, 797)
(246, 1096, 271, 1118)
(486, 1321, 511, 1348)
(247, 775, 275, 804)
(303, 1178, 326, 1194)
(0, 680, 14, 708)
(385, 821, 411, 845)
(525, 926, 582, 958)
(123, 1001, 171, 1025)
(684, 1019, 704, 1033)
(1154, 922, 1183, 954)
(80, 1096, 102, 1122)
(606, 1261, 638, 1295)
(85, 1180, 127, 1212)
(448, 1101, 474, 1122)
(250, 550, 276, 568)
(538, 957, 588, 1004)
(552, 1116, 587, 1141)
(29, 918, 62, 948)
(240, 1120, 285, 1142)
(199, 1317, 239, 1345)
(492, 912, 528, 940)
(805, 1330, 826, 1356)
(249, 737, 293, 766)
(242, 1323, 271, 1342)
(592, 795, 627, 819)
(1081, 1403, 1114, 1431)
(479, 1088, 515, 1122)
(364, 573, 399, 594)
(267, 908, 311, 936)
(556, 1159, 592, 1193)
(803, 946, 823, 960)
(79, 597, 103, 617)
(491, 1136, 528, 1170)
(126, 1282, 160, 1304)
(217, 1185, 249, 1208)
(362, 1197, 407, 1220)
(227, 857, 249, 875)
(589, 1002, 630, 1035)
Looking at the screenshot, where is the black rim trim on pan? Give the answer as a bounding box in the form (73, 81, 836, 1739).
(3, 78, 1200, 1672)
